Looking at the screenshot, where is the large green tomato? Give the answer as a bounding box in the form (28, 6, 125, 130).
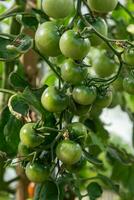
(72, 85, 97, 105)
(42, 0, 74, 19)
(122, 48, 134, 66)
(61, 59, 87, 85)
(87, 0, 118, 13)
(90, 18, 108, 46)
(26, 162, 49, 183)
(60, 30, 90, 60)
(94, 88, 113, 108)
(35, 21, 61, 57)
(123, 76, 134, 94)
(56, 140, 82, 165)
(93, 50, 118, 78)
(20, 123, 44, 148)
(41, 86, 68, 112)
(67, 122, 87, 146)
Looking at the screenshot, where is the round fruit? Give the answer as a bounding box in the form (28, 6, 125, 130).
(42, 0, 74, 19)
(35, 21, 60, 57)
(61, 59, 87, 85)
(94, 88, 113, 108)
(123, 76, 134, 94)
(123, 48, 134, 66)
(67, 122, 87, 145)
(20, 123, 44, 148)
(56, 140, 82, 165)
(90, 18, 108, 46)
(70, 102, 90, 116)
(112, 76, 124, 92)
(93, 50, 118, 78)
(60, 30, 90, 60)
(18, 142, 31, 157)
(41, 86, 68, 112)
(87, 0, 118, 13)
(72, 85, 97, 105)
(26, 162, 49, 183)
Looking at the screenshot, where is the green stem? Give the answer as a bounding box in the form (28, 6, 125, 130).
(0, 89, 15, 95)
(37, 127, 62, 133)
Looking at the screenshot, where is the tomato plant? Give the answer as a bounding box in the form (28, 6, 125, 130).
(0, 0, 134, 200)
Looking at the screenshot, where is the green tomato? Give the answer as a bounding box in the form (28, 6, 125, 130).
(18, 142, 31, 157)
(93, 50, 118, 78)
(90, 18, 108, 46)
(41, 86, 68, 112)
(67, 122, 87, 146)
(56, 140, 82, 165)
(89, 104, 102, 119)
(65, 156, 86, 173)
(87, 0, 118, 13)
(20, 123, 44, 148)
(26, 162, 49, 183)
(35, 21, 61, 57)
(42, 0, 74, 19)
(112, 76, 124, 92)
(123, 48, 134, 66)
(94, 88, 113, 108)
(61, 59, 87, 85)
(72, 85, 97, 105)
(70, 102, 91, 116)
(60, 30, 90, 60)
(123, 76, 134, 95)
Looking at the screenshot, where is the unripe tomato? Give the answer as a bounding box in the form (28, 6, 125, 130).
(112, 76, 124, 92)
(26, 162, 49, 183)
(94, 88, 113, 108)
(93, 50, 118, 78)
(28, 182, 35, 198)
(42, 0, 74, 19)
(70, 102, 90, 116)
(18, 142, 31, 157)
(87, 0, 118, 13)
(35, 21, 61, 57)
(60, 30, 90, 60)
(20, 123, 44, 148)
(123, 75, 134, 94)
(72, 85, 97, 105)
(56, 140, 82, 165)
(90, 18, 108, 46)
(61, 59, 87, 85)
(122, 48, 134, 66)
(67, 122, 87, 146)
(41, 86, 68, 112)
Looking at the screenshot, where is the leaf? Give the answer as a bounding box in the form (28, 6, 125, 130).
(34, 181, 59, 200)
(84, 150, 103, 166)
(4, 115, 23, 156)
(9, 71, 30, 90)
(16, 14, 38, 29)
(107, 145, 134, 165)
(8, 94, 29, 119)
(87, 182, 102, 200)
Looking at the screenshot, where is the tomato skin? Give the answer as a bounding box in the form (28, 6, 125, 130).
(61, 59, 87, 85)
(56, 140, 82, 165)
(20, 123, 44, 148)
(72, 86, 97, 105)
(41, 86, 68, 112)
(123, 49, 134, 66)
(28, 182, 35, 198)
(70, 102, 90, 116)
(42, 0, 74, 19)
(26, 162, 49, 183)
(93, 50, 118, 78)
(67, 122, 87, 146)
(90, 18, 108, 46)
(94, 88, 113, 108)
(60, 30, 90, 60)
(87, 0, 118, 13)
(123, 76, 134, 94)
(18, 142, 31, 157)
(35, 21, 61, 57)
(112, 76, 124, 92)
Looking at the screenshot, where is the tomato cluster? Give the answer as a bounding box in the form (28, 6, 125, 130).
(16, 0, 134, 193)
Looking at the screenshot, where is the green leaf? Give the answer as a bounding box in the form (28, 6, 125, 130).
(87, 182, 102, 200)
(4, 115, 23, 156)
(16, 14, 38, 29)
(8, 94, 29, 119)
(9, 71, 30, 90)
(34, 181, 59, 200)
(84, 150, 103, 166)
